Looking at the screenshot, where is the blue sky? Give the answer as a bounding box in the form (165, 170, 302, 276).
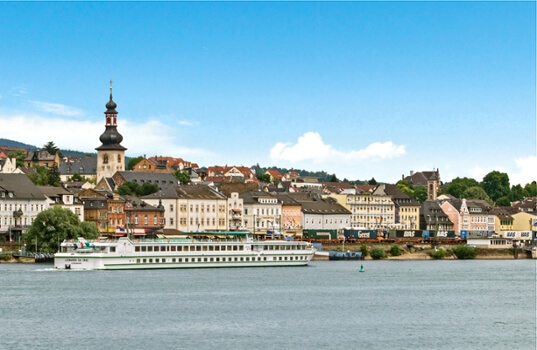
(0, 1, 535, 185)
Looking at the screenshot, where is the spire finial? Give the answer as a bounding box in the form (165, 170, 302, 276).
(109, 79, 113, 95)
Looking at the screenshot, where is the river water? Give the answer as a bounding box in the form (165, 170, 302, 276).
(1, 260, 535, 350)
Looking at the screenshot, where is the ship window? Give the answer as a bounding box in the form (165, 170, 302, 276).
(202, 246, 208, 251)
(216, 257, 220, 262)
(204, 258, 208, 262)
(136, 259, 140, 263)
(135, 246, 140, 252)
(215, 246, 220, 251)
(171, 246, 176, 252)
(240, 257, 244, 261)
(141, 246, 146, 252)
(147, 246, 153, 252)
(110, 247, 116, 253)
(208, 246, 213, 251)
(149, 259, 153, 263)
(178, 246, 183, 252)
(155, 259, 159, 263)
(196, 246, 201, 251)
(143, 259, 147, 263)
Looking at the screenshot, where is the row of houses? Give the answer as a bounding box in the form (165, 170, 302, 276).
(2, 171, 535, 246)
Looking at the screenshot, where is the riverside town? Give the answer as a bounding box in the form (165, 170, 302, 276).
(1, 86, 536, 265)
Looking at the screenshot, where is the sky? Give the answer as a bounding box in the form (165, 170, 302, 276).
(0, 1, 535, 186)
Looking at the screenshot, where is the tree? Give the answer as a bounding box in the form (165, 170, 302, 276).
(413, 186, 428, 203)
(28, 165, 50, 186)
(481, 171, 510, 202)
(7, 149, 27, 167)
(174, 170, 191, 184)
(127, 156, 144, 170)
(70, 173, 85, 182)
(47, 164, 61, 186)
(396, 180, 428, 203)
(23, 206, 98, 253)
(28, 164, 60, 186)
(462, 186, 492, 203)
(495, 197, 511, 207)
(441, 177, 479, 199)
(368, 177, 377, 185)
(509, 184, 525, 202)
(256, 173, 271, 183)
(43, 141, 62, 157)
(524, 181, 537, 197)
(330, 174, 339, 182)
(139, 182, 159, 196)
(116, 181, 159, 196)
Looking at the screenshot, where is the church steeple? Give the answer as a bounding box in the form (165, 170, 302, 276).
(96, 80, 126, 151)
(96, 80, 127, 183)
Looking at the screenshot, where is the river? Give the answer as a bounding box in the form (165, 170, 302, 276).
(1, 260, 535, 350)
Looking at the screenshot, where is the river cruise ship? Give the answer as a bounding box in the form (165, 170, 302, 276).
(54, 231, 316, 270)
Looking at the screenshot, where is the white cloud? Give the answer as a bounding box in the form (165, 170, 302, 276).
(510, 156, 537, 186)
(177, 120, 198, 126)
(0, 113, 212, 160)
(29, 100, 83, 117)
(270, 131, 406, 163)
(467, 156, 537, 186)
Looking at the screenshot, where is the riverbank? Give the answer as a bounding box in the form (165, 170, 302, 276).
(314, 243, 531, 260)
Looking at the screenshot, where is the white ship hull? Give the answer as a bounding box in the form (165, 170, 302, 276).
(54, 233, 315, 270)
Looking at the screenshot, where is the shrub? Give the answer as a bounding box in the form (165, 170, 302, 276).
(370, 246, 387, 260)
(452, 245, 478, 259)
(390, 244, 402, 257)
(429, 248, 448, 259)
(0, 253, 13, 261)
(359, 244, 369, 258)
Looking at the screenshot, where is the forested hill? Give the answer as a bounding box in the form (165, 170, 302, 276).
(0, 138, 38, 151)
(0, 138, 93, 158)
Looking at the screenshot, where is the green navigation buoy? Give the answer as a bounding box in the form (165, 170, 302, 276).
(359, 264, 364, 272)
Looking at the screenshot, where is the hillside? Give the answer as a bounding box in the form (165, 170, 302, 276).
(0, 138, 94, 158)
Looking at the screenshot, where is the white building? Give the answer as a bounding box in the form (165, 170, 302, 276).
(143, 184, 228, 232)
(0, 174, 48, 241)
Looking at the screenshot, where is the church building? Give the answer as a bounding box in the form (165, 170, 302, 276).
(96, 82, 127, 182)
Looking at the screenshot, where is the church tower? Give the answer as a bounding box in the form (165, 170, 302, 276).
(96, 81, 127, 182)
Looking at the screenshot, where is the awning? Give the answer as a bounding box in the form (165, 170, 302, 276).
(133, 232, 146, 236)
(113, 232, 126, 237)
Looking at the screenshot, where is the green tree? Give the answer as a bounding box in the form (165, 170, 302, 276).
(7, 149, 27, 167)
(139, 182, 159, 196)
(524, 181, 537, 197)
(495, 196, 511, 207)
(368, 177, 377, 185)
(117, 182, 140, 196)
(70, 173, 85, 182)
(43, 141, 62, 157)
(370, 246, 387, 260)
(481, 171, 510, 202)
(441, 177, 479, 199)
(127, 156, 144, 170)
(28, 165, 50, 186)
(462, 186, 492, 203)
(452, 245, 477, 259)
(116, 181, 159, 196)
(256, 173, 271, 183)
(23, 207, 98, 253)
(47, 164, 61, 186)
(329, 174, 339, 182)
(509, 184, 525, 202)
(174, 169, 191, 184)
(413, 186, 428, 203)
